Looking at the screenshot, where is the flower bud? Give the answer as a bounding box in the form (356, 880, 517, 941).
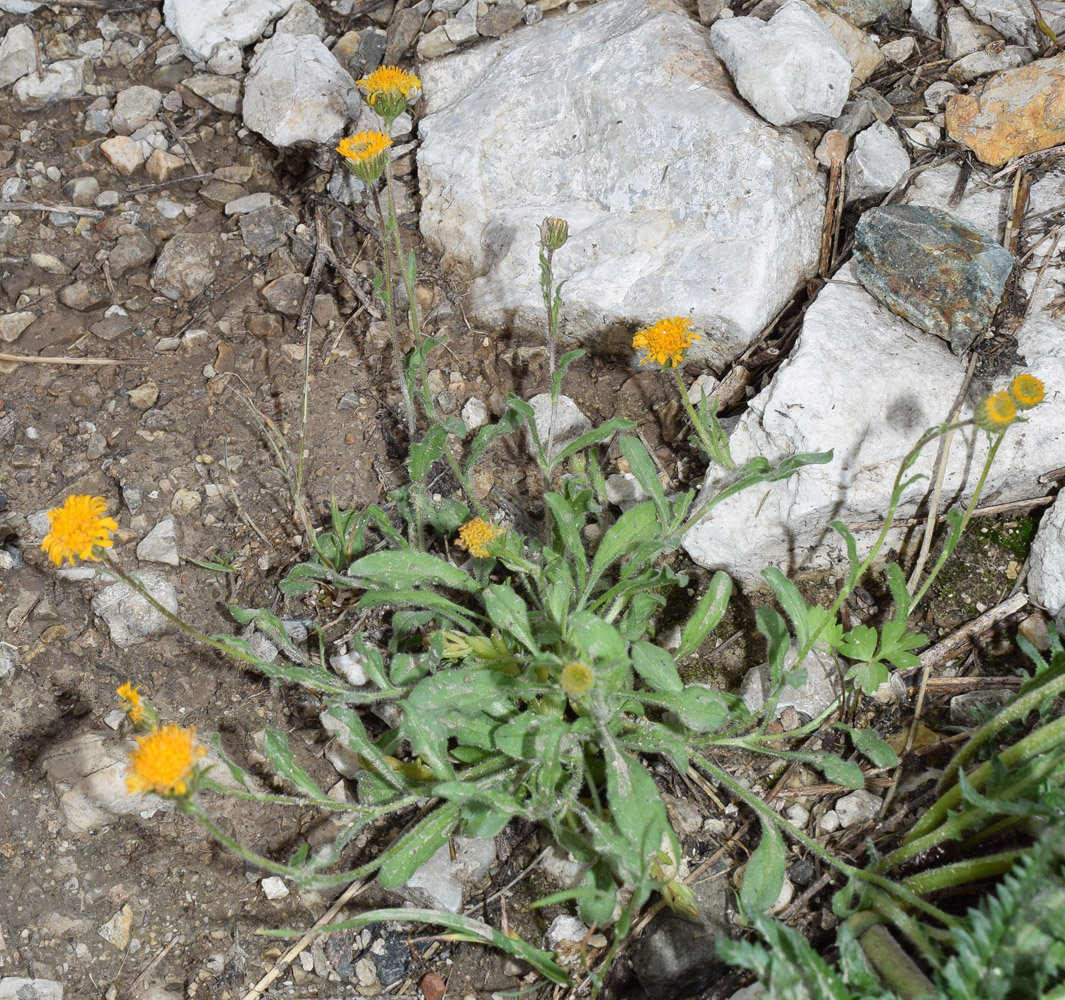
(540, 217, 569, 252)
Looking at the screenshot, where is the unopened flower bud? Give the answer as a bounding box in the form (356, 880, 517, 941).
(540, 217, 569, 252)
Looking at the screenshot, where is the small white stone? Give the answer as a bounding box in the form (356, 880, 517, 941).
(834, 789, 881, 828)
(330, 650, 368, 686)
(819, 809, 841, 834)
(261, 876, 289, 899)
(524, 393, 591, 462)
(461, 396, 489, 431)
(544, 914, 588, 950)
(785, 803, 809, 826)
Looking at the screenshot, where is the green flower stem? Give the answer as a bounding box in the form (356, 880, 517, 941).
(179, 796, 386, 890)
(672, 368, 736, 471)
(854, 920, 939, 997)
(101, 557, 350, 696)
(693, 753, 959, 928)
(901, 849, 1028, 896)
(540, 244, 558, 379)
(935, 654, 1065, 796)
(891, 712, 1065, 864)
(793, 422, 960, 670)
(908, 428, 1004, 610)
(369, 183, 416, 437)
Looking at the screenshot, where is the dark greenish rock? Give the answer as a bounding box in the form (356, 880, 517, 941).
(854, 204, 1014, 354)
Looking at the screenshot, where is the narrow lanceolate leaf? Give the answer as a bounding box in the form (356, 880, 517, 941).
(763, 567, 812, 651)
(741, 819, 786, 914)
(346, 550, 478, 592)
(377, 802, 462, 888)
(676, 571, 732, 660)
(631, 640, 683, 693)
(834, 722, 900, 769)
(482, 584, 539, 654)
(262, 728, 331, 801)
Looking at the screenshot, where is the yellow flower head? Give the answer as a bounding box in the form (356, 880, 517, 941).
(974, 390, 1017, 432)
(1009, 373, 1044, 410)
(117, 682, 144, 725)
(633, 317, 701, 368)
(560, 661, 594, 697)
(41, 494, 118, 567)
(540, 217, 569, 252)
(356, 65, 421, 125)
(456, 518, 502, 559)
(126, 724, 206, 798)
(336, 130, 392, 184)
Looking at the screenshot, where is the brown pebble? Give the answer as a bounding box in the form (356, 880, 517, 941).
(421, 971, 446, 1000)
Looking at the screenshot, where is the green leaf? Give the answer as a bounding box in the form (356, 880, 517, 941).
(756, 605, 790, 686)
(279, 561, 329, 596)
(408, 422, 449, 483)
(741, 819, 786, 914)
(346, 550, 478, 592)
(465, 409, 522, 480)
(262, 728, 331, 801)
(676, 571, 732, 660)
(884, 561, 912, 622)
(833, 722, 900, 769)
(763, 567, 812, 651)
(877, 619, 926, 670)
(619, 435, 667, 524)
(321, 705, 405, 791)
(805, 753, 865, 789)
(631, 641, 683, 693)
(587, 501, 660, 594)
(829, 519, 862, 592)
(357, 588, 481, 631)
(482, 584, 539, 654)
(551, 349, 584, 402)
(377, 802, 462, 888)
(670, 685, 730, 733)
(547, 417, 637, 474)
(845, 660, 890, 694)
(544, 492, 588, 591)
(837, 624, 878, 663)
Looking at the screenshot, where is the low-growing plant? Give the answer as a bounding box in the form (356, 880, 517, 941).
(36, 60, 1058, 999)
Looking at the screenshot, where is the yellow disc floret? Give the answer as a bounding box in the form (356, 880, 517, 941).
(456, 518, 502, 559)
(974, 390, 1017, 432)
(560, 661, 594, 697)
(41, 494, 118, 567)
(1009, 373, 1044, 410)
(126, 724, 206, 798)
(633, 317, 701, 368)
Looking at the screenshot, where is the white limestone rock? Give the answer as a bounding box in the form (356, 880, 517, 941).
(243, 33, 360, 147)
(740, 647, 841, 719)
(683, 163, 1065, 585)
(14, 58, 87, 109)
(400, 836, 497, 912)
(92, 570, 179, 647)
(0, 23, 36, 88)
(835, 789, 881, 827)
(942, 6, 1004, 59)
(163, 0, 295, 62)
(710, 0, 851, 126)
(959, 0, 1065, 47)
(845, 121, 910, 203)
(1029, 493, 1065, 617)
(418, 0, 824, 368)
(524, 393, 591, 462)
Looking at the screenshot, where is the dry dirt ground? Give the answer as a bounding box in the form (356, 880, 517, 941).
(0, 2, 1049, 1000)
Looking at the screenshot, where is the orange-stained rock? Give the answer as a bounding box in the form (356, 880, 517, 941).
(945, 53, 1065, 166)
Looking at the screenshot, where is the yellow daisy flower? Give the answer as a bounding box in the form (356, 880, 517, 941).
(126, 724, 206, 798)
(1009, 373, 1044, 410)
(117, 682, 144, 725)
(356, 65, 421, 125)
(974, 390, 1017, 432)
(41, 494, 118, 567)
(456, 518, 502, 559)
(335, 130, 392, 184)
(633, 317, 701, 368)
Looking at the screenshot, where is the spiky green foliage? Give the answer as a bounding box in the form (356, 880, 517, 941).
(718, 910, 898, 1000)
(937, 822, 1065, 1000)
